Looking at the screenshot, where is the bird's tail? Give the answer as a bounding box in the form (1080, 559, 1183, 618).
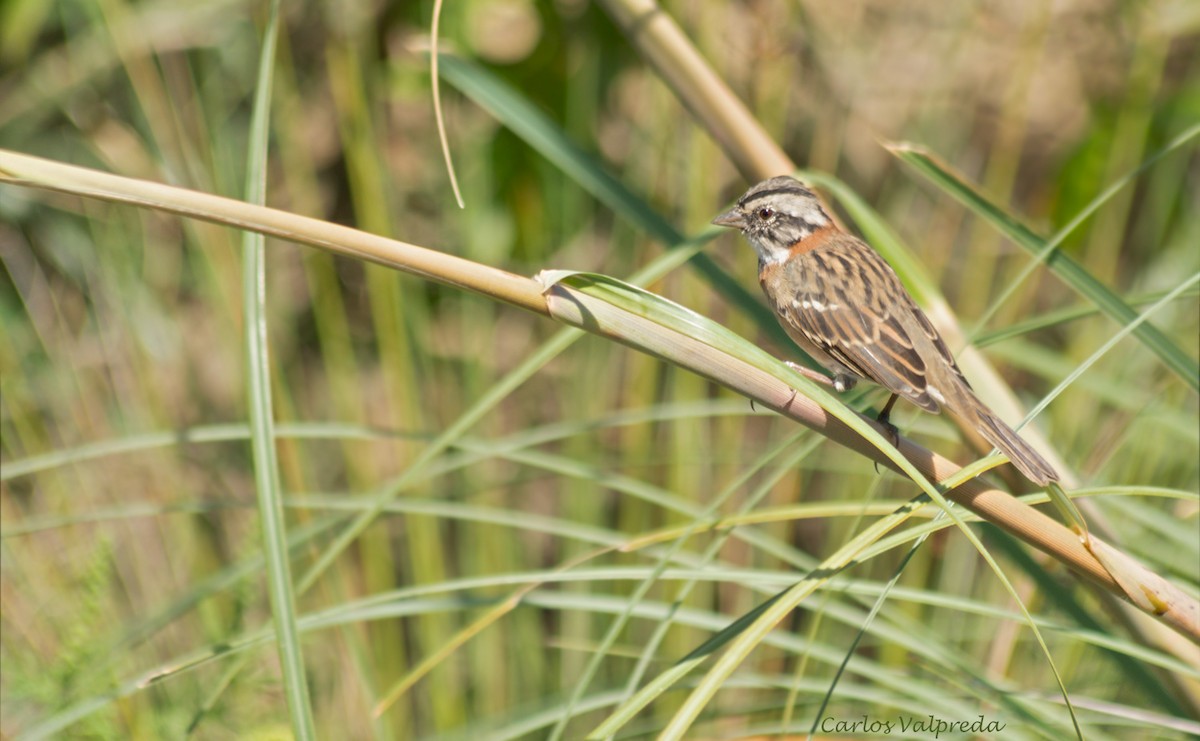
(960, 394, 1057, 486)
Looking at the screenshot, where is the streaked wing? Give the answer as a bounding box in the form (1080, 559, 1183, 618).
(904, 292, 970, 388)
(782, 234, 948, 411)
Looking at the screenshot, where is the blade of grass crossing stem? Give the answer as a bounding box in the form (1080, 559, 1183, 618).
(241, 2, 316, 737)
(888, 143, 1198, 391)
(974, 286, 1200, 349)
(537, 270, 968, 494)
(539, 270, 955, 485)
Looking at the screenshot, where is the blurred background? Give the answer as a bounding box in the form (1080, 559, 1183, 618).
(1, 0, 1198, 738)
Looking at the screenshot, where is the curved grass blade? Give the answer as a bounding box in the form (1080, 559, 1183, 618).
(653, 466, 1082, 741)
(586, 497, 930, 741)
(240, 2, 316, 736)
(967, 124, 1200, 338)
(975, 286, 1200, 349)
(888, 142, 1198, 391)
(436, 52, 793, 350)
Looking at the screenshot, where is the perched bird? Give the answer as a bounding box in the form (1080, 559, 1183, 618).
(713, 175, 1057, 485)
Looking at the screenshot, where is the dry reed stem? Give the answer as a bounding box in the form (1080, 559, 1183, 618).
(1, 148, 1194, 643)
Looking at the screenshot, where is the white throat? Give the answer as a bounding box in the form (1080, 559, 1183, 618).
(750, 236, 794, 266)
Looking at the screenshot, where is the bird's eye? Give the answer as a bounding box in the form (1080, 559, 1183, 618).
(756, 207, 774, 220)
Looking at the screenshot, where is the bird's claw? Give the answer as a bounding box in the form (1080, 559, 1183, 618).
(872, 394, 901, 475)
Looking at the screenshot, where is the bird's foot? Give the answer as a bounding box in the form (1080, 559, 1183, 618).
(875, 393, 901, 447)
(872, 394, 901, 476)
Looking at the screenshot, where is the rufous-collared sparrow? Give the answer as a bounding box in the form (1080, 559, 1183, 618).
(713, 175, 1057, 486)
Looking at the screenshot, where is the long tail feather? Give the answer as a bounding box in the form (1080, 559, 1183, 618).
(965, 398, 1058, 486)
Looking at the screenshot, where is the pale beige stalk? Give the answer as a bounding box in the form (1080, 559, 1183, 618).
(2, 148, 1192, 644)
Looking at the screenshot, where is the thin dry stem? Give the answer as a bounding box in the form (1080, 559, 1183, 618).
(2, 148, 1192, 643)
(430, 0, 465, 209)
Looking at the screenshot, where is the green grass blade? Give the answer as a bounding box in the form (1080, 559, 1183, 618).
(1018, 271, 1200, 461)
(889, 143, 1199, 391)
(436, 53, 792, 350)
(589, 498, 926, 740)
(968, 124, 1200, 338)
(436, 54, 670, 244)
(974, 286, 1200, 349)
(240, 2, 316, 737)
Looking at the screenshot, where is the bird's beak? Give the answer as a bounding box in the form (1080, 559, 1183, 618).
(711, 209, 746, 229)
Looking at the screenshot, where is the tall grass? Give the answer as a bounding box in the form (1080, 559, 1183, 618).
(2, 1, 1197, 739)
